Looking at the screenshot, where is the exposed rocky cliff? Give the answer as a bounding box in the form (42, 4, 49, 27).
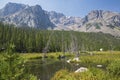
(0, 3, 120, 36)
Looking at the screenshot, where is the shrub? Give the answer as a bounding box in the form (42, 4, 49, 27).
(51, 69, 98, 80)
(0, 44, 37, 80)
(107, 60, 120, 76)
(51, 69, 69, 80)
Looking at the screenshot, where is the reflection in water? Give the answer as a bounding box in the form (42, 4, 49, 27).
(25, 59, 80, 80)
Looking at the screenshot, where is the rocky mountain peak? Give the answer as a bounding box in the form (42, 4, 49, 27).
(47, 11, 65, 19)
(31, 5, 42, 12)
(0, 3, 120, 36)
(86, 10, 103, 20)
(0, 2, 55, 29)
(0, 2, 26, 16)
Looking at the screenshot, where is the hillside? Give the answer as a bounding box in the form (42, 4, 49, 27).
(0, 2, 55, 29)
(0, 22, 120, 53)
(0, 3, 120, 36)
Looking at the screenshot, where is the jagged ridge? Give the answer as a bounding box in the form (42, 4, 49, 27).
(0, 2, 120, 36)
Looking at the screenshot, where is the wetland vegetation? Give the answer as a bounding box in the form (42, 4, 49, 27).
(0, 23, 120, 80)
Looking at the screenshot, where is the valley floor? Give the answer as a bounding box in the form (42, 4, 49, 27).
(19, 51, 120, 80)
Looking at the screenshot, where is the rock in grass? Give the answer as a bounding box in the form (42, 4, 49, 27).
(97, 65, 103, 68)
(67, 59, 71, 63)
(73, 57, 79, 61)
(75, 67, 88, 73)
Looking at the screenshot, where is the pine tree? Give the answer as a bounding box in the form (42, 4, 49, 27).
(0, 44, 37, 80)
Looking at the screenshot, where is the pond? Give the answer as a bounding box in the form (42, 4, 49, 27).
(25, 58, 81, 80)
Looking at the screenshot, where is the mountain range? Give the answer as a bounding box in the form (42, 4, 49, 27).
(0, 2, 120, 36)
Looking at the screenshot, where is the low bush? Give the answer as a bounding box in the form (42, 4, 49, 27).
(107, 60, 120, 76)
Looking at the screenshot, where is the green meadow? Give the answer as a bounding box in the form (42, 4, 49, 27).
(17, 51, 120, 80)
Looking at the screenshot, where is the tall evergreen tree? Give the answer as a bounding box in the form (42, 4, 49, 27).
(0, 44, 37, 80)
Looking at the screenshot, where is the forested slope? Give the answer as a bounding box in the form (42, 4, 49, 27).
(0, 22, 120, 53)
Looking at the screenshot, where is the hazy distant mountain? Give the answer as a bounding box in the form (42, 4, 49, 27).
(0, 2, 26, 17)
(46, 11, 82, 30)
(0, 2, 55, 29)
(0, 3, 120, 36)
(48, 10, 120, 36)
(79, 10, 120, 36)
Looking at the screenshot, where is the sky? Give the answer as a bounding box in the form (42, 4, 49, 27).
(0, 0, 120, 17)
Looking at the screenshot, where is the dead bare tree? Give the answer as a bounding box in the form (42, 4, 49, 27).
(70, 31, 80, 58)
(42, 30, 54, 61)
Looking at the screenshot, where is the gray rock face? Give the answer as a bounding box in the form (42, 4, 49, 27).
(0, 3, 120, 36)
(80, 10, 120, 36)
(0, 2, 55, 29)
(47, 10, 120, 36)
(82, 10, 120, 24)
(0, 2, 26, 17)
(46, 11, 82, 30)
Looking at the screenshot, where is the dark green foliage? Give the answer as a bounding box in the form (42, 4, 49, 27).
(0, 22, 120, 53)
(86, 23, 92, 30)
(94, 23, 101, 29)
(107, 24, 115, 29)
(86, 22, 102, 30)
(0, 44, 37, 80)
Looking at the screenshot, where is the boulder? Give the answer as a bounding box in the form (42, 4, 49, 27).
(97, 65, 103, 68)
(75, 67, 88, 73)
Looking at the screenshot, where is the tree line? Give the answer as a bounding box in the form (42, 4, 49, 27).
(0, 22, 120, 53)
